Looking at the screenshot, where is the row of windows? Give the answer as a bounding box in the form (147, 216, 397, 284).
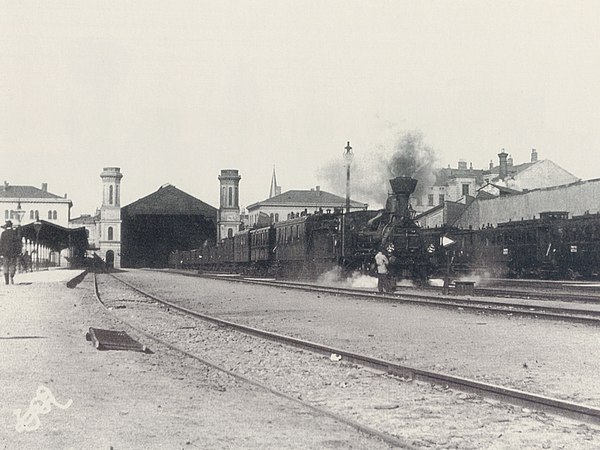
(276, 224, 303, 244)
(425, 194, 445, 207)
(221, 186, 239, 208)
(416, 184, 471, 207)
(4, 210, 58, 220)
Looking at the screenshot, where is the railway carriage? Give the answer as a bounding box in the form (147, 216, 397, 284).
(249, 226, 275, 274)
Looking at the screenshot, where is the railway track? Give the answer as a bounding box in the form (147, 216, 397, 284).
(96, 270, 600, 426)
(167, 269, 600, 325)
(92, 272, 413, 448)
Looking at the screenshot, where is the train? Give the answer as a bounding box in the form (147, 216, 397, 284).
(421, 210, 600, 280)
(169, 176, 433, 287)
(170, 171, 600, 282)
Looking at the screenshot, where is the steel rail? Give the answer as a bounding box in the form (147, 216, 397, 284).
(113, 271, 600, 425)
(92, 272, 415, 449)
(165, 269, 600, 325)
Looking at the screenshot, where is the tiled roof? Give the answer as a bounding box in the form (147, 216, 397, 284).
(70, 214, 99, 224)
(122, 184, 217, 217)
(0, 185, 64, 199)
(247, 189, 367, 210)
(434, 168, 486, 186)
(488, 161, 535, 176)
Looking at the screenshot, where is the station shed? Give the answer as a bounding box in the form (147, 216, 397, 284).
(18, 220, 88, 268)
(120, 184, 217, 268)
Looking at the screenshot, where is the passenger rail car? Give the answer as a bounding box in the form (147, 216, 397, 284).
(420, 211, 600, 280)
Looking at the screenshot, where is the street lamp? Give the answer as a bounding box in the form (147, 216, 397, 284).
(33, 220, 42, 270)
(343, 141, 354, 214)
(14, 200, 25, 226)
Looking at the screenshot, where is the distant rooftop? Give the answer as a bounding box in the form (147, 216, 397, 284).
(122, 184, 217, 217)
(248, 187, 367, 210)
(0, 183, 67, 200)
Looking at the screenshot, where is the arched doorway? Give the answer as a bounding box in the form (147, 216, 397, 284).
(106, 250, 115, 269)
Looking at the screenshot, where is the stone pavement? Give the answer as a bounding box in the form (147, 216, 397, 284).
(0, 269, 386, 449)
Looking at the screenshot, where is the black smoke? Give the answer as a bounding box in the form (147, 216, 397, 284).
(317, 131, 437, 209)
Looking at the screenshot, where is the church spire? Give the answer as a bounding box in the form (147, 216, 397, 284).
(269, 166, 281, 198)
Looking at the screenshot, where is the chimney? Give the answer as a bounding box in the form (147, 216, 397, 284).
(3, 181, 8, 191)
(498, 149, 508, 180)
(41, 183, 48, 192)
(469, 162, 473, 170)
(458, 159, 467, 170)
(316, 185, 320, 192)
(507, 155, 513, 166)
(489, 160, 493, 170)
(531, 148, 538, 162)
(387, 176, 418, 218)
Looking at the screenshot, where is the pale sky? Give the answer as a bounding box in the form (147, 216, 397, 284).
(1, 1, 599, 216)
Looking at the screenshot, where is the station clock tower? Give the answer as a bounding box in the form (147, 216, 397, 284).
(217, 169, 241, 241)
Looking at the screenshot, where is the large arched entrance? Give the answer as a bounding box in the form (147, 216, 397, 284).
(106, 250, 115, 268)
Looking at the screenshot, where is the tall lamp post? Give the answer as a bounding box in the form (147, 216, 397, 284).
(343, 141, 353, 214)
(14, 201, 26, 260)
(14, 200, 25, 227)
(33, 220, 42, 270)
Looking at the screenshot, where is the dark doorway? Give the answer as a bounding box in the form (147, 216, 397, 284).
(106, 250, 115, 268)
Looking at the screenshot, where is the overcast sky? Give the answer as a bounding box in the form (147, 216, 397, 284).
(2, 1, 599, 216)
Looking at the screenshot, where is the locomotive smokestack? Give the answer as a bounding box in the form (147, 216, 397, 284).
(387, 176, 418, 217)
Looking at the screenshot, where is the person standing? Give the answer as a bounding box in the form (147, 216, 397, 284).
(0, 220, 22, 285)
(374, 249, 390, 293)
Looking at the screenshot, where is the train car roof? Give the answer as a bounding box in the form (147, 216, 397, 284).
(272, 213, 338, 228)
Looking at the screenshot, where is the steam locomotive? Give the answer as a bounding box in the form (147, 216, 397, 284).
(169, 176, 433, 285)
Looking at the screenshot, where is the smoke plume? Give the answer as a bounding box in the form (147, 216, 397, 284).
(317, 131, 438, 209)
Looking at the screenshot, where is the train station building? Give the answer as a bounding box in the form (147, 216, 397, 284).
(120, 183, 217, 268)
(0, 181, 87, 267)
(246, 169, 368, 227)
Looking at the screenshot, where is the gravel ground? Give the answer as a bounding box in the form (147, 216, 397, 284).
(117, 269, 600, 409)
(97, 272, 600, 449)
(0, 271, 391, 449)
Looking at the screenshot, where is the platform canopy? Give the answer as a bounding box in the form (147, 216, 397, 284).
(17, 220, 88, 251)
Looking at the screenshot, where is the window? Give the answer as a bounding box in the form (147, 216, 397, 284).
(227, 228, 233, 238)
(438, 194, 445, 205)
(274, 213, 279, 222)
(428, 194, 434, 206)
(462, 184, 470, 196)
(108, 227, 114, 240)
(35, 211, 39, 220)
(48, 210, 52, 219)
(228, 187, 233, 206)
(4, 210, 8, 219)
(109, 185, 114, 204)
(53, 211, 57, 220)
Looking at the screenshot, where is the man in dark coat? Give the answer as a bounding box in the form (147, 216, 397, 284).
(0, 220, 22, 285)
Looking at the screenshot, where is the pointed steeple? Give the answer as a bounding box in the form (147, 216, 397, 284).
(269, 166, 281, 198)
